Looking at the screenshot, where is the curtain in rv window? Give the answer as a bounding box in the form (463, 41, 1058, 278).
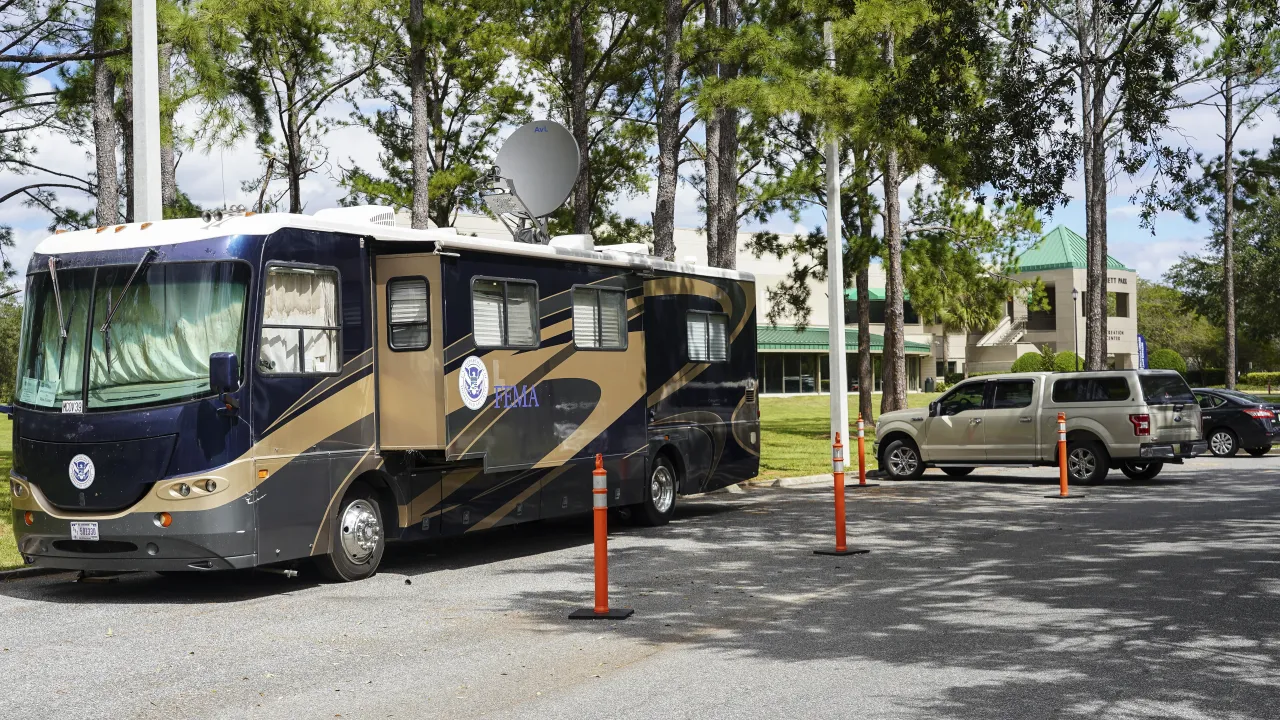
(387, 277, 430, 350)
(572, 287, 627, 349)
(686, 312, 729, 363)
(259, 266, 340, 374)
(472, 278, 539, 348)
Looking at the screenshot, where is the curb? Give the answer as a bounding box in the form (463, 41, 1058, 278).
(0, 566, 69, 582)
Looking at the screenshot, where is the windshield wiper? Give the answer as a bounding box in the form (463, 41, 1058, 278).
(47, 257, 66, 338)
(100, 248, 157, 334)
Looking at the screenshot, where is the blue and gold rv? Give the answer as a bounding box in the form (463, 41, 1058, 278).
(8, 208, 760, 580)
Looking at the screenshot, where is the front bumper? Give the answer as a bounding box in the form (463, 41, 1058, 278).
(1139, 441, 1208, 459)
(12, 499, 259, 573)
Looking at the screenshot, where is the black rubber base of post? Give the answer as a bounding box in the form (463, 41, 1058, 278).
(1044, 493, 1085, 499)
(569, 607, 635, 620)
(814, 548, 871, 556)
(846, 483, 881, 489)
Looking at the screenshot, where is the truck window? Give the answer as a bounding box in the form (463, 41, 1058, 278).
(993, 380, 1034, 409)
(259, 265, 340, 375)
(387, 277, 430, 350)
(687, 311, 729, 362)
(1051, 377, 1131, 403)
(472, 278, 539, 349)
(938, 382, 985, 416)
(1139, 374, 1195, 405)
(572, 286, 627, 350)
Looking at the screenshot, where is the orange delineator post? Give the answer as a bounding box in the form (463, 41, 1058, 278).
(1057, 412, 1069, 497)
(815, 433, 869, 556)
(570, 454, 633, 619)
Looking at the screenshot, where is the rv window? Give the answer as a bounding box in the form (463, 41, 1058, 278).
(387, 277, 430, 350)
(472, 278, 539, 349)
(572, 286, 627, 350)
(687, 312, 729, 363)
(259, 266, 340, 375)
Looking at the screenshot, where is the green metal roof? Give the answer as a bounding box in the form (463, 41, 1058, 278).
(843, 288, 910, 301)
(757, 325, 932, 354)
(1016, 225, 1135, 273)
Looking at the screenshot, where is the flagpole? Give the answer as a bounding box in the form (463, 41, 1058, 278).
(132, 0, 162, 221)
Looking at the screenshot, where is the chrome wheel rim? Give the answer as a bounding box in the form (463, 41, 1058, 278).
(650, 465, 675, 514)
(1068, 448, 1096, 481)
(1211, 431, 1234, 456)
(888, 447, 918, 477)
(339, 499, 381, 564)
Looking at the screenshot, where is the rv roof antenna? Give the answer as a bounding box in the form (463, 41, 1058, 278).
(479, 120, 580, 244)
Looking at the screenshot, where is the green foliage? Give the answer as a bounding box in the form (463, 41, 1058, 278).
(0, 296, 18, 401)
(1053, 351, 1081, 373)
(1149, 348, 1188, 373)
(1241, 371, 1280, 387)
(1011, 352, 1045, 373)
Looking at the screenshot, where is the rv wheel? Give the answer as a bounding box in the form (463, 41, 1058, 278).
(316, 483, 385, 582)
(637, 456, 678, 526)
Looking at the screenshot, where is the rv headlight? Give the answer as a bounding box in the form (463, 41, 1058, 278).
(177, 483, 191, 497)
(11, 482, 23, 498)
(204, 479, 218, 493)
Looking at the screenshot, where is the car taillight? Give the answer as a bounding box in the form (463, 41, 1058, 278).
(1244, 408, 1275, 419)
(1130, 414, 1151, 436)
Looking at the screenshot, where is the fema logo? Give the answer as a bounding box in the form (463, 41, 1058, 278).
(458, 356, 489, 411)
(68, 454, 95, 490)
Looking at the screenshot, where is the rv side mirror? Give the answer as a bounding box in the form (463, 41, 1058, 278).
(209, 352, 240, 394)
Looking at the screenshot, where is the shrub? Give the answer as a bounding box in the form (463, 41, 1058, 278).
(1011, 352, 1045, 373)
(1241, 371, 1280, 387)
(1053, 351, 1081, 373)
(1148, 348, 1187, 374)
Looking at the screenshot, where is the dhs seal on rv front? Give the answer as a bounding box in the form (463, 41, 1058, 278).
(68, 453, 95, 489)
(459, 356, 489, 410)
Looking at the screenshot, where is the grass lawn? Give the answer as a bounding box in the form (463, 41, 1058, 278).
(0, 415, 16, 570)
(758, 392, 941, 480)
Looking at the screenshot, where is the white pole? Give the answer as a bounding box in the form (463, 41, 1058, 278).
(132, 0, 163, 222)
(823, 21, 850, 450)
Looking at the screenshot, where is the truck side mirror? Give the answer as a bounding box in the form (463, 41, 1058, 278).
(209, 352, 240, 413)
(928, 401, 938, 417)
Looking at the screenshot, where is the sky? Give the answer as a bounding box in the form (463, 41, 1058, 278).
(3, 65, 1273, 288)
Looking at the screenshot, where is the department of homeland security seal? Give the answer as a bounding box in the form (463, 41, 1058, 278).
(459, 356, 489, 411)
(69, 454, 95, 489)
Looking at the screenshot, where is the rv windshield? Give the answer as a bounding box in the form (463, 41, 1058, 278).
(16, 262, 249, 411)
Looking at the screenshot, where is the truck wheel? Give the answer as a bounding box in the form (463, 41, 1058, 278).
(636, 456, 677, 526)
(1120, 461, 1163, 481)
(1209, 428, 1239, 457)
(941, 467, 974, 477)
(1066, 439, 1109, 485)
(315, 484, 385, 582)
(1247, 445, 1272, 458)
(883, 439, 925, 480)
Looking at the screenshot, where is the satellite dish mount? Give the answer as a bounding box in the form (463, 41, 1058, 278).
(479, 120, 580, 244)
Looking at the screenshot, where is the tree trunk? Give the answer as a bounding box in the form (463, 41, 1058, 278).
(159, 42, 176, 212)
(1084, 87, 1108, 370)
(408, 0, 431, 229)
(652, 0, 684, 261)
(713, 0, 739, 270)
(121, 72, 134, 223)
(880, 29, 906, 413)
(703, 0, 719, 264)
(93, 56, 119, 225)
(569, 3, 592, 235)
(287, 105, 303, 214)
(1224, 70, 1236, 388)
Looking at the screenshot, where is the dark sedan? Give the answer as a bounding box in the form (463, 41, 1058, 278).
(1193, 388, 1280, 457)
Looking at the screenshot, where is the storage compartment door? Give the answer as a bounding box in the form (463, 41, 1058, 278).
(375, 254, 445, 449)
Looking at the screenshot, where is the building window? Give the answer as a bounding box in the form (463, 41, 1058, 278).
(782, 354, 816, 393)
(259, 266, 340, 375)
(764, 354, 783, 394)
(387, 277, 430, 351)
(936, 360, 945, 376)
(472, 278, 539, 349)
(687, 311, 729, 362)
(572, 286, 627, 350)
(1027, 284, 1057, 331)
(1109, 291, 1129, 318)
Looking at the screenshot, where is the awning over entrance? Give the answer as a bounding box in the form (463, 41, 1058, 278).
(843, 288, 911, 301)
(757, 325, 932, 354)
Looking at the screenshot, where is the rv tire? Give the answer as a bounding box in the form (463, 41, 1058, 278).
(636, 456, 678, 526)
(315, 483, 385, 582)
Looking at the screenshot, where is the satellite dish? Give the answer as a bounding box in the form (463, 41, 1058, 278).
(480, 120, 580, 243)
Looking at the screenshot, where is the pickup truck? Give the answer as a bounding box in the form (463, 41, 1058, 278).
(874, 369, 1207, 483)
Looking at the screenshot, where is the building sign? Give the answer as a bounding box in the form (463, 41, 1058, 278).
(1107, 276, 1129, 286)
(1137, 334, 1148, 369)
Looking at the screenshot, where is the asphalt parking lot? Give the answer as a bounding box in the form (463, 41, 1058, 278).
(4, 456, 1280, 720)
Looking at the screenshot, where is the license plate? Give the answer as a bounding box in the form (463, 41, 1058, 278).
(70, 522, 99, 541)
